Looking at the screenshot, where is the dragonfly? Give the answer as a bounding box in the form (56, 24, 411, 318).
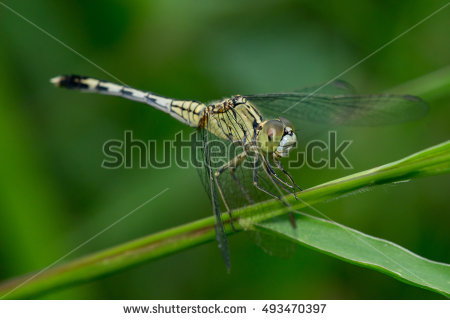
(51, 74, 427, 269)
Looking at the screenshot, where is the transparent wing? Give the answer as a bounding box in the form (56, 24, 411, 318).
(194, 121, 231, 270)
(244, 81, 427, 127)
(249, 223, 297, 258)
(291, 79, 356, 95)
(194, 110, 297, 262)
(195, 110, 273, 211)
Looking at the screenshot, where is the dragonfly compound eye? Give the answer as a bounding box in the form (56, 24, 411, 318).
(257, 120, 284, 153)
(279, 117, 294, 132)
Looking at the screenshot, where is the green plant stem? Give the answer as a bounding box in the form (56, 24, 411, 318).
(0, 140, 449, 299)
(390, 65, 450, 100)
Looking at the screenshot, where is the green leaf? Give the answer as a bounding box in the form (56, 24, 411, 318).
(390, 65, 450, 101)
(256, 214, 450, 297)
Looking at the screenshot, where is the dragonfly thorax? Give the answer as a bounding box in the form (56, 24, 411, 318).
(256, 118, 297, 158)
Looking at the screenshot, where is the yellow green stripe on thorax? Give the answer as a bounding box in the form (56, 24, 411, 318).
(203, 99, 264, 143)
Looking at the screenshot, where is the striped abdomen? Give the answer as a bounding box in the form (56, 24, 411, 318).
(51, 75, 206, 127)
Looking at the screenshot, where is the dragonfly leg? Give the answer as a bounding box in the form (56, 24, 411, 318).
(253, 154, 288, 204)
(214, 151, 248, 231)
(263, 162, 296, 197)
(214, 173, 235, 231)
(260, 155, 297, 199)
(289, 212, 297, 228)
(230, 169, 254, 204)
(257, 155, 297, 229)
(272, 154, 303, 192)
(261, 161, 297, 229)
(229, 152, 254, 204)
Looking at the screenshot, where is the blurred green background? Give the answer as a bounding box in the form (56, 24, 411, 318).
(0, 0, 448, 299)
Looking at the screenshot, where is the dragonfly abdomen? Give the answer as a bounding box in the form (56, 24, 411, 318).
(170, 100, 206, 127)
(51, 75, 206, 127)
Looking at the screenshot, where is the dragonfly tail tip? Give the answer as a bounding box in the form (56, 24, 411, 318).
(50, 75, 64, 87)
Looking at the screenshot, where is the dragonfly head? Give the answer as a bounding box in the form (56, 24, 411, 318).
(257, 118, 297, 158)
